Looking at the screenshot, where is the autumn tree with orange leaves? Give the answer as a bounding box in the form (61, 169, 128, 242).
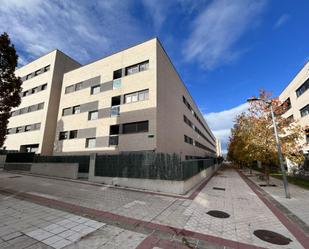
(228, 90, 305, 183)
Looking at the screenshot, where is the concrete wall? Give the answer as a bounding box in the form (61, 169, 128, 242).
(30, 163, 79, 179)
(88, 154, 221, 194)
(279, 60, 309, 153)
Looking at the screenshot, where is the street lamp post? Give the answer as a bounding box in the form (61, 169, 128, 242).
(247, 97, 291, 199)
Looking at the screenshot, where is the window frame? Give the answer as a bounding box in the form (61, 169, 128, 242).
(88, 110, 98, 120)
(85, 137, 96, 148)
(72, 105, 80, 114)
(59, 131, 68, 140)
(90, 85, 101, 95)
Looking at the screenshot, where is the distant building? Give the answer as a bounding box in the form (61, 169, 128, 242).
(279, 61, 309, 154)
(3, 38, 217, 159)
(3, 51, 80, 154)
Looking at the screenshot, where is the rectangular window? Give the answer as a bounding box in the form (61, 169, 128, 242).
(184, 135, 193, 145)
(16, 127, 22, 133)
(26, 74, 32, 80)
(300, 104, 309, 117)
(90, 85, 100, 95)
(59, 131, 68, 140)
(34, 69, 41, 76)
(126, 64, 139, 75)
(72, 105, 80, 114)
(111, 96, 121, 106)
(65, 85, 75, 94)
(124, 89, 149, 104)
(110, 125, 120, 135)
(286, 115, 294, 124)
(41, 84, 47, 90)
(86, 138, 96, 148)
(122, 121, 148, 134)
(88, 110, 98, 120)
(25, 125, 31, 132)
(110, 106, 120, 117)
(113, 69, 122, 80)
(125, 61, 149, 76)
(109, 136, 119, 146)
(34, 123, 41, 130)
(75, 82, 82, 91)
(62, 107, 71, 116)
(28, 105, 36, 112)
(139, 61, 149, 72)
(112, 79, 121, 89)
(32, 87, 39, 94)
(44, 65, 50, 72)
(69, 130, 78, 139)
(6, 129, 11, 134)
(296, 79, 309, 97)
(23, 91, 28, 97)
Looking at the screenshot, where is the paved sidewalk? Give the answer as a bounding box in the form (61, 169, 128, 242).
(241, 169, 309, 232)
(0, 168, 308, 248)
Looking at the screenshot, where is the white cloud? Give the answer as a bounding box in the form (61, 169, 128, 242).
(204, 103, 249, 153)
(274, 14, 290, 29)
(183, 0, 267, 69)
(0, 0, 144, 65)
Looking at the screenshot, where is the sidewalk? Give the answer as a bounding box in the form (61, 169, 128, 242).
(0, 167, 308, 248)
(240, 169, 309, 233)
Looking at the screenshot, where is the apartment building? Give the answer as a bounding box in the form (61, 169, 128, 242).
(3, 50, 81, 155)
(53, 38, 217, 160)
(279, 60, 309, 154)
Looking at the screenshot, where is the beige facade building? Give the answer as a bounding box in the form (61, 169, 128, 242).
(3, 50, 81, 155)
(279, 60, 309, 154)
(54, 38, 217, 160)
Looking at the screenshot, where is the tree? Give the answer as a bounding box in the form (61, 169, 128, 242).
(228, 90, 305, 184)
(0, 32, 22, 147)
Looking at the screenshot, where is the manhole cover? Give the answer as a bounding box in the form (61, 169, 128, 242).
(259, 184, 277, 187)
(206, 210, 230, 218)
(253, 230, 292, 245)
(8, 176, 22, 178)
(213, 187, 225, 191)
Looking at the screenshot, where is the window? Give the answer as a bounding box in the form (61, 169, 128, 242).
(113, 69, 122, 80)
(23, 91, 28, 97)
(19, 108, 26, 114)
(91, 85, 100, 95)
(6, 129, 11, 135)
(75, 82, 82, 91)
(122, 121, 148, 134)
(286, 115, 294, 124)
(25, 125, 31, 132)
(125, 61, 149, 76)
(26, 74, 32, 80)
(16, 127, 22, 133)
(32, 87, 39, 94)
(111, 106, 120, 117)
(88, 110, 98, 120)
(37, 103, 44, 110)
(69, 130, 78, 139)
(282, 98, 291, 112)
(65, 85, 75, 94)
(184, 135, 193, 145)
(41, 84, 47, 90)
(73, 105, 80, 114)
(300, 104, 309, 117)
(11, 111, 16, 117)
(109, 136, 119, 146)
(62, 107, 71, 116)
(59, 131, 68, 140)
(296, 79, 309, 97)
(28, 105, 36, 112)
(124, 89, 149, 104)
(44, 65, 50, 72)
(110, 125, 120, 135)
(34, 69, 41, 76)
(86, 138, 96, 148)
(111, 96, 121, 106)
(113, 79, 121, 89)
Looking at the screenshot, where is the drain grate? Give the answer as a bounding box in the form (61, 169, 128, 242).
(8, 176, 22, 178)
(213, 187, 225, 191)
(253, 230, 292, 245)
(206, 210, 230, 218)
(259, 184, 277, 187)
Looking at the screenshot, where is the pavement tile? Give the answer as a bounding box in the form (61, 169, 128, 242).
(42, 235, 63, 246)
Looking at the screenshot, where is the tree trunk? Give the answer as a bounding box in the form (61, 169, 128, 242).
(265, 165, 270, 186)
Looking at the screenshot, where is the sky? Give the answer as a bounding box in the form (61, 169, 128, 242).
(1, 0, 309, 153)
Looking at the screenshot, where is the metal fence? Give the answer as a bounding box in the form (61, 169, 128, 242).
(95, 152, 216, 181)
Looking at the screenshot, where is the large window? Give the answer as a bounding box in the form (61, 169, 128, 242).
(296, 79, 309, 97)
(125, 61, 149, 76)
(110, 125, 120, 135)
(122, 121, 149, 134)
(300, 104, 309, 117)
(69, 130, 78, 139)
(113, 69, 122, 80)
(86, 138, 96, 148)
(62, 107, 71, 116)
(124, 89, 149, 104)
(184, 135, 193, 145)
(88, 110, 98, 120)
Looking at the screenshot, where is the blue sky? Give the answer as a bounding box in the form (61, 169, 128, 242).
(1, 0, 309, 152)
